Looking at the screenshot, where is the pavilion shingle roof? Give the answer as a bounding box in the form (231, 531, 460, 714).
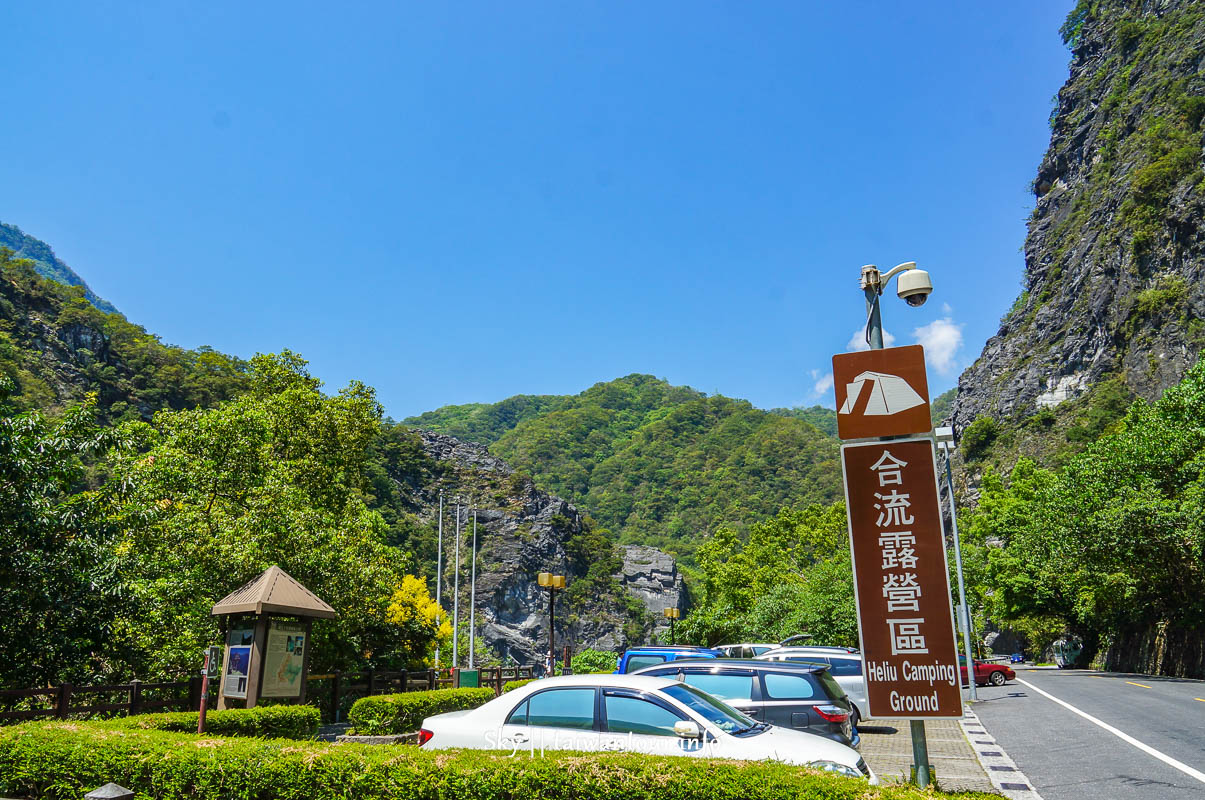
(210, 566, 337, 619)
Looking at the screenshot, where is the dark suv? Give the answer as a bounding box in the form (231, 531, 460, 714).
(631, 658, 859, 749)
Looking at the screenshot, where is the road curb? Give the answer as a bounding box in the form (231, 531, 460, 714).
(960, 705, 1044, 800)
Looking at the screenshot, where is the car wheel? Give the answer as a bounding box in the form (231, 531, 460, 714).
(850, 707, 860, 729)
(989, 671, 1007, 686)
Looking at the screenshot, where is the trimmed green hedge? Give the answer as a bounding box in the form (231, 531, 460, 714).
(503, 678, 536, 693)
(0, 721, 1001, 800)
(348, 687, 496, 735)
(106, 704, 319, 740)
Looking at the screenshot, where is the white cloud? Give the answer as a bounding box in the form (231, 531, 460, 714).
(812, 371, 834, 396)
(941, 302, 953, 315)
(912, 317, 964, 375)
(847, 326, 896, 352)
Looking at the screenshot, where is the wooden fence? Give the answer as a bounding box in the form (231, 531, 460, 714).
(0, 665, 535, 725)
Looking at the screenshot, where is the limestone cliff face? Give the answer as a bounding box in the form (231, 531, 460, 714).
(409, 431, 685, 665)
(953, 1, 1205, 434)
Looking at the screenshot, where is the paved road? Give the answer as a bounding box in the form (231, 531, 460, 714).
(973, 666, 1205, 800)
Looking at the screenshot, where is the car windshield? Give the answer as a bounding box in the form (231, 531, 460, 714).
(661, 683, 760, 734)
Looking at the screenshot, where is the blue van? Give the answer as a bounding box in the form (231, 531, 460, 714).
(615, 646, 723, 673)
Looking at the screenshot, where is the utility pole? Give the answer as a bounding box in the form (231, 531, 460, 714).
(936, 434, 978, 702)
(469, 508, 477, 670)
(435, 491, 443, 670)
(452, 501, 461, 668)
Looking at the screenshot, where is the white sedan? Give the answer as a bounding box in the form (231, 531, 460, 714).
(419, 674, 877, 783)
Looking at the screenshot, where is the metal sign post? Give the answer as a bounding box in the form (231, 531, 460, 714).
(833, 344, 960, 789)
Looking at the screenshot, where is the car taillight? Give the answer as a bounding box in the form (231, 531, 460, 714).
(815, 704, 849, 723)
(417, 728, 434, 746)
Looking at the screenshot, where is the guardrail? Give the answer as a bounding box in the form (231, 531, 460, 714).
(0, 679, 198, 723)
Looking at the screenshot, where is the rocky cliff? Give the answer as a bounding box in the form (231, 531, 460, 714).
(952, 1, 1205, 452)
(406, 431, 686, 665)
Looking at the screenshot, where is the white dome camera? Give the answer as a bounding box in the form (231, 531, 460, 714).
(896, 268, 932, 307)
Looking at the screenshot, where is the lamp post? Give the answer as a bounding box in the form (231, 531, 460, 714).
(857, 260, 936, 789)
(663, 607, 680, 645)
(469, 508, 477, 670)
(435, 491, 443, 670)
(935, 426, 978, 703)
(452, 500, 461, 668)
(537, 572, 565, 675)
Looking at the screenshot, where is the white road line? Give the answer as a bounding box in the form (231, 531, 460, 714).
(1016, 678, 1205, 786)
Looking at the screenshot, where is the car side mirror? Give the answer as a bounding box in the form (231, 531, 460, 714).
(673, 720, 702, 740)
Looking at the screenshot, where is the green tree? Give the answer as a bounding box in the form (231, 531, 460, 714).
(105, 353, 415, 678)
(0, 381, 126, 685)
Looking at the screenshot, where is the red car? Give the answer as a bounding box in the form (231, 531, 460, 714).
(959, 655, 1015, 687)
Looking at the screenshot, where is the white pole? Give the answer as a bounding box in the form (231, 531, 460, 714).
(943, 450, 979, 702)
(435, 491, 443, 670)
(469, 508, 477, 670)
(452, 501, 461, 668)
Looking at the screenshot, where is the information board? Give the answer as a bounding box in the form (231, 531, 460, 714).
(260, 620, 307, 697)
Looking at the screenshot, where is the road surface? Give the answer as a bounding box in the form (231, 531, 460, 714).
(973, 666, 1205, 800)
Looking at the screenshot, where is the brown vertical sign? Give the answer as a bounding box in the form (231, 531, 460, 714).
(842, 437, 961, 718)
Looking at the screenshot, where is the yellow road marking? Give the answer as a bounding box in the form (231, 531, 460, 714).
(1196, 698, 1205, 703)
(1126, 681, 1152, 689)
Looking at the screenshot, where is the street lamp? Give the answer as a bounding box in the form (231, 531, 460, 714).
(859, 262, 933, 349)
(935, 426, 977, 702)
(537, 572, 565, 675)
(663, 607, 680, 645)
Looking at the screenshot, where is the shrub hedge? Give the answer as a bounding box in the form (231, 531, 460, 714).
(503, 678, 536, 693)
(348, 687, 496, 735)
(106, 704, 320, 740)
(0, 721, 1002, 800)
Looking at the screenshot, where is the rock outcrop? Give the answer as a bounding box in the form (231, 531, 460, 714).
(409, 431, 684, 665)
(952, 1, 1205, 436)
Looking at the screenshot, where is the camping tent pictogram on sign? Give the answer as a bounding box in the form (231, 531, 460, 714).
(838, 371, 927, 417)
(831, 345, 932, 439)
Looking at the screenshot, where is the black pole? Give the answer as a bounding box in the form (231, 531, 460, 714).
(548, 586, 556, 675)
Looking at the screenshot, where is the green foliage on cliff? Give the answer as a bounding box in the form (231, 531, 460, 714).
(410, 376, 841, 562)
(404, 394, 564, 444)
(965, 357, 1205, 673)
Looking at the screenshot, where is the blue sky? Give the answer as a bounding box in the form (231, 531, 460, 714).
(2, 2, 1073, 417)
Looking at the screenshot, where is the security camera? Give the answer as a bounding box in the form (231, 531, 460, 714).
(896, 268, 932, 307)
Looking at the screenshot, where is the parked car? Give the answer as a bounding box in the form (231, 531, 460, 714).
(615, 646, 722, 674)
(960, 655, 1015, 687)
(632, 658, 860, 749)
(715, 643, 779, 658)
(418, 673, 877, 783)
(756, 648, 867, 727)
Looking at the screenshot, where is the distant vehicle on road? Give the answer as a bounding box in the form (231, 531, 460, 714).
(715, 643, 779, 658)
(615, 646, 722, 674)
(960, 655, 1015, 687)
(1009, 652, 1024, 664)
(418, 673, 877, 783)
(756, 648, 867, 726)
(632, 658, 861, 749)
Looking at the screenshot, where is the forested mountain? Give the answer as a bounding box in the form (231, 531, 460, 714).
(951, 0, 1205, 472)
(0, 223, 115, 313)
(407, 375, 842, 561)
(0, 248, 248, 420)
